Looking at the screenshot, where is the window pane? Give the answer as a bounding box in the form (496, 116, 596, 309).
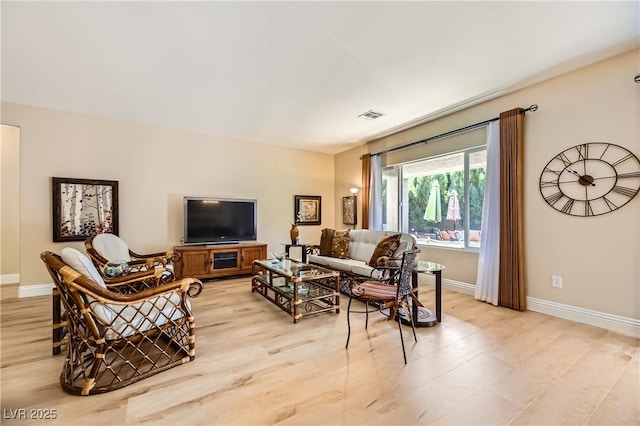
(383, 146, 486, 249)
(468, 149, 486, 248)
(402, 153, 465, 247)
(381, 166, 399, 232)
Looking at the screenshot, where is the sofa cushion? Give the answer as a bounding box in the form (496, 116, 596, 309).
(308, 254, 330, 266)
(349, 229, 387, 262)
(330, 229, 350, 259)
(368, 233, 402, 267)
(319, 228, 335, 256)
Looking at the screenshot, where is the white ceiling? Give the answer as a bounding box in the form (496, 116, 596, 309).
(2, 1, 638, 154)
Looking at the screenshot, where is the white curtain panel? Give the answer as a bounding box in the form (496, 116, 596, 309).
(369, 155, 383, 231)
(474, 120, 500, 305)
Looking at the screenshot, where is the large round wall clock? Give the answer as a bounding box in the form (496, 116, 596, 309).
(539, 142, 640, 216)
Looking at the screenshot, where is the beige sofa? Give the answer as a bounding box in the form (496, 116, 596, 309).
(308, 229, 416, 293)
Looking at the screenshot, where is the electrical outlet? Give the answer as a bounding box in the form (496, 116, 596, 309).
(551, 275, 563, 288)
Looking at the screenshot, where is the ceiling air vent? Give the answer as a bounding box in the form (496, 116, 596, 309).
(358, 110, 385, 120)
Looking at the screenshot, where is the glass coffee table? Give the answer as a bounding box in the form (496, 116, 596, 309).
(252, 259, 340, 323)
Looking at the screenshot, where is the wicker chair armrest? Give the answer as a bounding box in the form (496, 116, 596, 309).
(129, 250, 174, 263)
(62, 266, 200, 305)
(103, 268, 163, 290)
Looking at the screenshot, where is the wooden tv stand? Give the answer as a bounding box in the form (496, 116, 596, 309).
(174, 242, 267, 280)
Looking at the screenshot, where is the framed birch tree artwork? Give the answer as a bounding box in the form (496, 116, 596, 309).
(52, 177, 119, 242)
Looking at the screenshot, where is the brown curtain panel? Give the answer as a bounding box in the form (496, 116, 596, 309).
(361, 154, 371, 230)
(498, 108, 526, 311)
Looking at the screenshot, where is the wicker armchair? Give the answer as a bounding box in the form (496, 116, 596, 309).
(85, 233, 179, 282)
(345, 248, 420, 364)
(42, 248, 202, 395)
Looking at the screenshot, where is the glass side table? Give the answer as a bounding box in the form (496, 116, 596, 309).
(396, 260, 446, 327)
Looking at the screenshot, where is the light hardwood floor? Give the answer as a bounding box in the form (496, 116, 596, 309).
(1, 277, 638, 425)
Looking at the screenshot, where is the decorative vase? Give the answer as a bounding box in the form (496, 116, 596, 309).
(290, 224, 299, 245)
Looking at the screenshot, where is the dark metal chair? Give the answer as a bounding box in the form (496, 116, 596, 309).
(345, 248, 420, 364)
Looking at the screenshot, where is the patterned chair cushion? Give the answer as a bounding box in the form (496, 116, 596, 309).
(352, 281, 397, 300)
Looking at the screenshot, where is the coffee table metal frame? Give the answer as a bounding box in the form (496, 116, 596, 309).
(252, 259, 340, 323)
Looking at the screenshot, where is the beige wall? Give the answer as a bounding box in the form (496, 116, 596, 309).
(335, 49, 640, 319)
(1, 125, 21, 281)
(1, 104, 335, 287)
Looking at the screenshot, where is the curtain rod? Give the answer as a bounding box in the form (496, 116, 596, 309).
(368, 104, 538, 158)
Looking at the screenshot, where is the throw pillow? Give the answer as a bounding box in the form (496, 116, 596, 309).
(330, 229, 350, 259)
(319, 228, 335, 256)
(447, 230, 458, 241)
(440, 231, 450, 241)
(368, 233, 402, 267)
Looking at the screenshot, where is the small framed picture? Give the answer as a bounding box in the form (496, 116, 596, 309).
(52, 177, 119, 242)
(294, 195, 321, 225)
(342, 196, 357, 225)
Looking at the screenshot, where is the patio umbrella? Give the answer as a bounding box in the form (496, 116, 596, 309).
(446, 189, 461, 230)
(423, 180, 442, 224)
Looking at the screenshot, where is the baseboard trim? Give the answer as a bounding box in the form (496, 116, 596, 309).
(418, 275, 639, 338)
(526, 297, 640, 339)
(417, 274, 475, 295)
(0, 273, 20, 285)
(18, 283, 54, 298)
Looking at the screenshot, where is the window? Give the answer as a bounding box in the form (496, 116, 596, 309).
(381, 146, 486, 249)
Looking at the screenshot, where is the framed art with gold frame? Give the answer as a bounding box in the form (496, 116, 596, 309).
(342, 195, 357, 225)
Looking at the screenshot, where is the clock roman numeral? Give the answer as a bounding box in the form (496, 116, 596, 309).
(602, 196, 618, 212)
(556, 152, 572, 167)
(584, 200, 594, 216)
(575, 144, 588, 161)
(618, 171, 640, 179)
(544, 191, 563, 205)
(543, 167, 561, 176)
(611, 153, 634, 167)
(540, 179, 559, 188)
(560, 198, 574, 214)
(611, 185, 637, 198)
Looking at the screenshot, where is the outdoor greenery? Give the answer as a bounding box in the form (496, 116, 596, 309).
(407, 167, 486, 236)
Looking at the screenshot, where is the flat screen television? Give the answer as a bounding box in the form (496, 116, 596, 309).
(183, 197, 257, 245)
